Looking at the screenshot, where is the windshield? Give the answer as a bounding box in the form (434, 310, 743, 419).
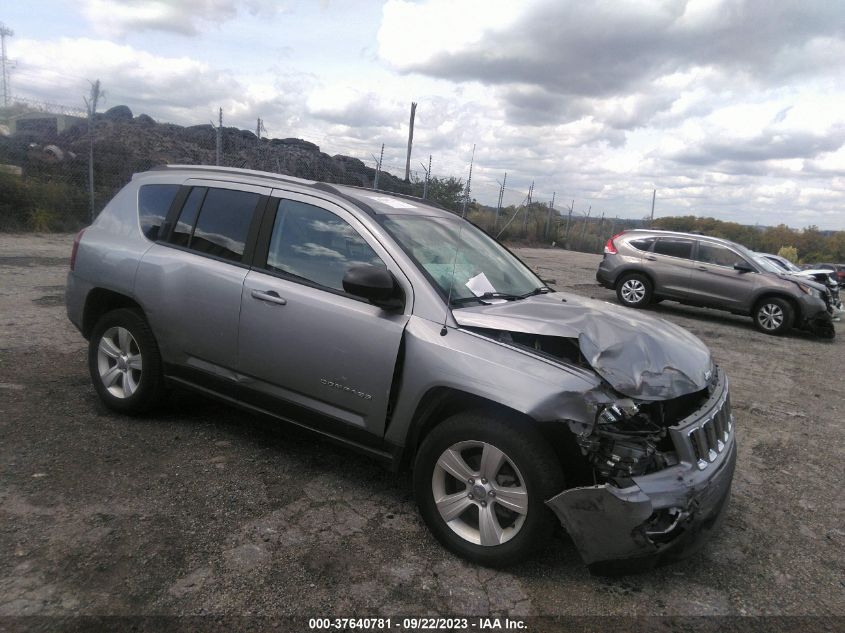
(760, 253, 800, 273)
(746, 250, 783, 274)
(381, 215, 546, 304)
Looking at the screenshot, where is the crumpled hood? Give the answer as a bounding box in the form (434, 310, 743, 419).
(453, 292, 712, 401)
(781, 272, 832, 290)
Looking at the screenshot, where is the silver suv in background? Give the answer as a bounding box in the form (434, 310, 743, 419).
(596, 230, 835, 338)
(67, 166, 737, 574)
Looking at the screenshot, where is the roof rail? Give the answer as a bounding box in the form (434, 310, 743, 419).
(334, 182, 450, 211)
(151, 164, 316, 187)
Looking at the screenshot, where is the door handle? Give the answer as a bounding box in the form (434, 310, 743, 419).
(645, 256, 657, 261)
(251, 289, 287, 305)
(696, 266, 707, 271)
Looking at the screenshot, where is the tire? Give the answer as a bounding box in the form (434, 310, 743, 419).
(88, 308, 167, 414)
(413, 410, 564, 567)
(616, 273, 653, 308)
(753, 297, 794, 336)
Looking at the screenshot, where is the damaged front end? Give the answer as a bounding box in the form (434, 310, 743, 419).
(452, 293, 736, 574)
(547, 367, 736, 575)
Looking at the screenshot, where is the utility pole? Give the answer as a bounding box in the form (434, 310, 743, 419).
(650, 188, 656, 225)
(83, 80, 102, 222)
(0, 23, 13, 107)
(419, 155, 431, 199)
(461, 144, 475, 218)
(565, 200, 574, 240)
(215, 107, 223, 166)
(545, 191, 555, 240)
(372, 143, 384, 189)
(404, 102, 417, 182)
(494, 172, 507, 232)
(579, 205, 592, 240)
(523, 180, 534, 231)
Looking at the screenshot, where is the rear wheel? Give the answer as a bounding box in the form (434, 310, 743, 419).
(616, 273, 653, 308)
(753, 298, 794, 335)
(88, 308, 167, 414)
(413, 411, 564, 567)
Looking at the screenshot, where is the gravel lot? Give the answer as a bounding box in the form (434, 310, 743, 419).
(1, 234, 843, 618)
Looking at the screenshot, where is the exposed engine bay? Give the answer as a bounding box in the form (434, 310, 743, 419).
(466, 327, 712, 484)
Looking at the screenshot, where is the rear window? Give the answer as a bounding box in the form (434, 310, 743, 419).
(654, 238, 693, 259)
(138, 184, 179, 241)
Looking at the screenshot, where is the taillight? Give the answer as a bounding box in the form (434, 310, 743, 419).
(604, 231, 625, 255)
(70, 229, 85, 271)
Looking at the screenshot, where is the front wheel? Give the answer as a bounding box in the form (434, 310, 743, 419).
(753, 298, 794, 335)
(88, 308, 167, 414)
(413, 411, 564, 567)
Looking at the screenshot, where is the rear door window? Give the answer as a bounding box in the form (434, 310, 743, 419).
(170, 187, 206, 247)
(653, 238, 693, 259)
(139, 184, 179, 241)
(169, 187, 260, 262)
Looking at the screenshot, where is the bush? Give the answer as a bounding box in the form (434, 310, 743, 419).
(777, 246, 799, 264)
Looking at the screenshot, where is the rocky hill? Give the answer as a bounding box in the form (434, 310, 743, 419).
(0, 104, 462, 231)
(0, 103, 415, 192)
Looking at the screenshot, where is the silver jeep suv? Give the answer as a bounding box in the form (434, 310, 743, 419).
(596, 229, 835, 338)
(67, 166, 736, 574)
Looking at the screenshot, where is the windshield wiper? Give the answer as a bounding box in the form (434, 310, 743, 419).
(450, 287, 551, 305)
(517, 286, 553, 299)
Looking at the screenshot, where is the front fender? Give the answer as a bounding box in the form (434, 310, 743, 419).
(384, 316, 609, 447)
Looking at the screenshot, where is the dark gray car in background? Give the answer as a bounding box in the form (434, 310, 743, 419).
(596, 229, 835, 338)
(66, 166, 737, 574)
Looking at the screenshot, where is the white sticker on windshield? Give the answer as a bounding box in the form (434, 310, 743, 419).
(465, 272, 497, 297)
(365, 196, 417, 209)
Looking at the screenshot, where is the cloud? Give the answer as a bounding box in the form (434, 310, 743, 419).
(10, 36, 311, 130)
(381, 0, 845, 95)
(671, 127, 845, 165)
(379, 0, 845, 136)
(82, 0, 284, 36)
(306, 87, 404, 128)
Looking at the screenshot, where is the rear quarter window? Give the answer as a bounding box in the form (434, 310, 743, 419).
(138, 184, 180, 240)
(628, 237, 655, 251)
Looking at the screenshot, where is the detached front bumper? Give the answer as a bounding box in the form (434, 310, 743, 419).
(546, 370, 737, 575)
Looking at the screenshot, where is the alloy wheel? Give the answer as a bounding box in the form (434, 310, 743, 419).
(96, 326, 143, 398)
(431, 440, 528, 546)
(621, 279, 646, 304)
(758, 303, 784, 331)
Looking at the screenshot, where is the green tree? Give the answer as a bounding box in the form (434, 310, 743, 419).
(777, 246, 798, 264)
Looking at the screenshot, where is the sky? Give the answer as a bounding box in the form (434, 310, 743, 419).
(3, 0, 845, 229)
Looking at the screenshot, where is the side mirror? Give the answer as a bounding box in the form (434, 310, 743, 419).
(342, 264, 404, 310)
(733, 262, 754, 273)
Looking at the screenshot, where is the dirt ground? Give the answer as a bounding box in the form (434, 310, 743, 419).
(1, 235, 843, 619)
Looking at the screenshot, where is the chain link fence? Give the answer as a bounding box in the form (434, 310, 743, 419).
(0, 97, 645, 251)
